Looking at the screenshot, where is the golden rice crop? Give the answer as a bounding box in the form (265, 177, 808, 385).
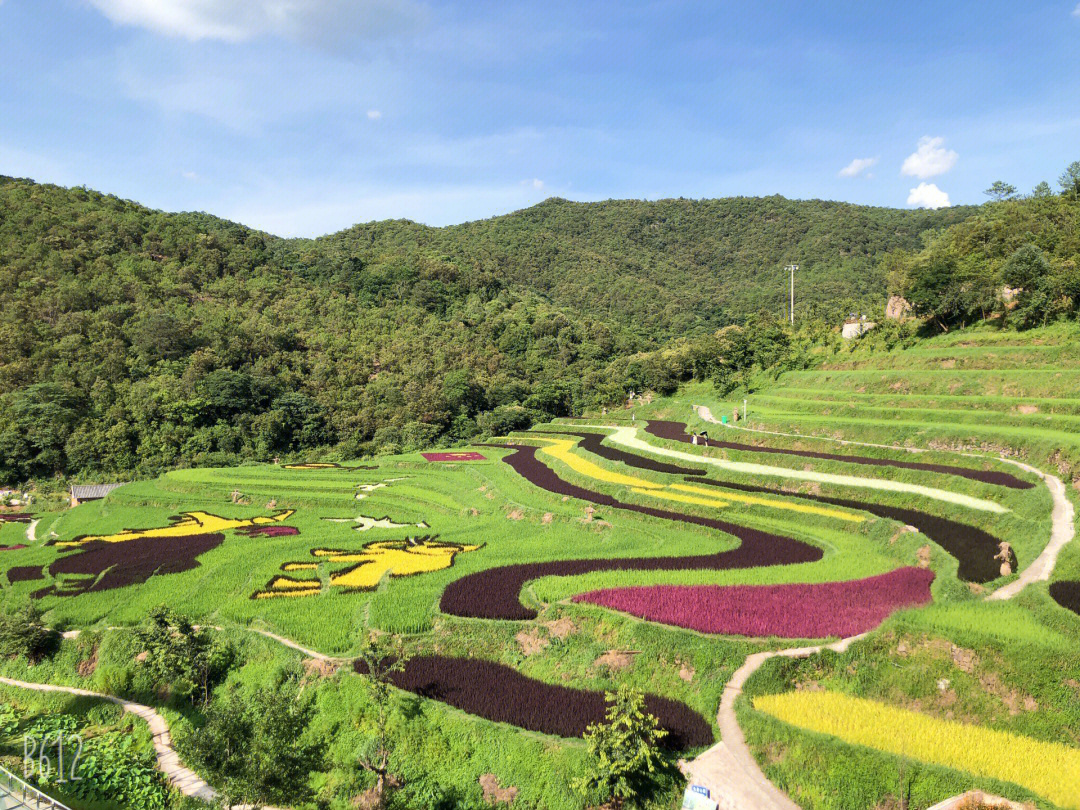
(754, 690, 1080, 808)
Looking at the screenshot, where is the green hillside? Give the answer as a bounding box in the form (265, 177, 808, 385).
(0, 176, 972, 482)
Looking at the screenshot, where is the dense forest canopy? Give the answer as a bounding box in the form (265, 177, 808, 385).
(0, 173, 1076, 483)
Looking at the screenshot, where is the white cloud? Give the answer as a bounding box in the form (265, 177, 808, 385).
(181, 170, 199, 180)
(366, 109, 382, 120)
(86, 0, 426, 48)
(1074, 3, 1080, 17)
(901, 136, 958, 179)
(838, 156, 878, 178)
(907, 182, 951, 209)
(531, 178, 544, 190)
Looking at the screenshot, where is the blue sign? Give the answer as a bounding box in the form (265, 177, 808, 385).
(690, 785, 711, 797)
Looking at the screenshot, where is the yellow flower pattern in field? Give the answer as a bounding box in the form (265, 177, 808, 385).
(671, 483, 864, 522)
(253, 576, 321, 599)
(252, 537, 482, 599)
(322, 538, 481, 589)
(754, 690, 1080, 808)
(58, 510, 296, 547)
(538, 439, 863, 523)
(539, 438, 663, 489)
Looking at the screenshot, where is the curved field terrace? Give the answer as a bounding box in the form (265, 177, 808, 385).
(444, 444, 822, 620)
(1049, 580, 1080, 616)
(573, 566, 935, 638)
(645, 420, 1033, 489)
(354, 655, 713, 750)
(685, 477, 1007, 583)
(533, 429, 707, 476)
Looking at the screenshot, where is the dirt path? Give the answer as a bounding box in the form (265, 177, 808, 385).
(0, 676, 292, 809)
(682, 634, 866, 809)
(598, 424, 1007, 513)
(693, 405, 1076, 602)
(248, 627, 345, 662)
(984, 457, 1075, 601)
(26, 519, 38, 543)
(0, 676, 218, 804)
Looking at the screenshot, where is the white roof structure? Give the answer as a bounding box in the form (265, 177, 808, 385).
(70, 483, 124, 500)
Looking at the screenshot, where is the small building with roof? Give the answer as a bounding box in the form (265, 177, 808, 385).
(69, 483, 124, 508)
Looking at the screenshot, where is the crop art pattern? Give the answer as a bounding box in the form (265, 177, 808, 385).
(25, 510, 296, 598)
(686, 477, 1007, 583)
(354, 655, 713, 750)
(54, 510, 295, 548)
(573, 567, 934, 638)
(645, 420, 1034, 489)
(253, 536, 481, 599)
(1049, 580, 1080, 617)
(442, 444, 822, 620)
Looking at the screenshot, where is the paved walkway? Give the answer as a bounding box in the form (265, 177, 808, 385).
(983, 456, 1075, 601)
(681, 635, 865, 810)
(0, 677, 217, 804)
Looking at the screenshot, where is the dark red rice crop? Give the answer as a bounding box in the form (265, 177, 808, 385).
(574, 567, 934, 638)
(235, 524, 300, 537)
(1049, 580, 1080, 616)
(686, 476, 1005, 583)
(354, 654, 712, 749)
(442, 444, 822, 620)
(33, 533, 225, 598)
(0, 544, 28, 551)
(5, 565, 43, 582)
(645, 420, 1033, 489)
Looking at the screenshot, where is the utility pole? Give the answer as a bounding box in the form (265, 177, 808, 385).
(784, 264, 799, 324)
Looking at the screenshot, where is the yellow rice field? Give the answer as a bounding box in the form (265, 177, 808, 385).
(754, 691, 1080, 808)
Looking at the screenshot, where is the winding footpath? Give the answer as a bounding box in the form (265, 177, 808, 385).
(681, 634, 866, 810)
(0, 676, 218, 805)
(677, 405, 1076, 808)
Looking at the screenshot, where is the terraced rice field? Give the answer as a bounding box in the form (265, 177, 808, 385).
(2, 322, 1078, 809)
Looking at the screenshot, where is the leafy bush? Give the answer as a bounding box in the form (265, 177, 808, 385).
(0, 602, 56, 662)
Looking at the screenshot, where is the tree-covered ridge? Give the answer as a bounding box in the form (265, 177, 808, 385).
(889, 182, 1080, 330)
(0, 176, 972, 482)
(324, 195, 973, 336)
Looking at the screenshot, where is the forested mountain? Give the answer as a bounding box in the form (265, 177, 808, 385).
(0, 175, 998, 482)
(322, 196, 974, 339)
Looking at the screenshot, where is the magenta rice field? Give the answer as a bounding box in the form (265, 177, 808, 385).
(572, 566, 934, 639)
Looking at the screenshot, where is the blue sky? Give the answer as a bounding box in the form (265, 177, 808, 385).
(2, 1, 1079, 236)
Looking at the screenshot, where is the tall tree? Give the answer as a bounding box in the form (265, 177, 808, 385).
(574, 684, 669, 809)
(1060, 161, 1080, 199)
(354, 635, 411, 809)
(185, 672, 321, 809)
(983, 180, 1017, 201)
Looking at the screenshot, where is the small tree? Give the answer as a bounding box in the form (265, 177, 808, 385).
(354, 635, 411, 809)
(186, 671, 321, 809)
(0, 602, 55, 662)
(1031, 180, 1054, 198)
(133, 605, 232, 704)
(574, 684, 668, 809)
(1059, 160, 1080, 199)
(983, 180, 1017, 201)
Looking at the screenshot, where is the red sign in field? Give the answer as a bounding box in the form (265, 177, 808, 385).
(421, 451, 487, 462)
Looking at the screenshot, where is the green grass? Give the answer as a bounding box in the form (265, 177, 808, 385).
(3, 321, 1080, 809)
